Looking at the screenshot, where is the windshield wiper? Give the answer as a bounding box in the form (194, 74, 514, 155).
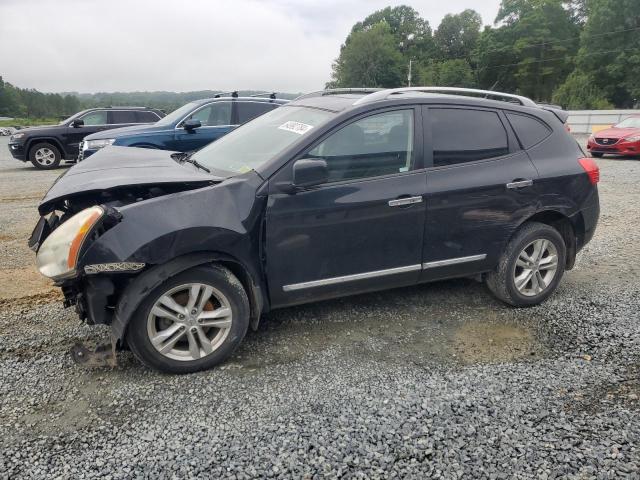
(171, 151, 211, 173)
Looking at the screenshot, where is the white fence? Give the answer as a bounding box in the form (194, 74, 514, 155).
(567, 110, 639, 134)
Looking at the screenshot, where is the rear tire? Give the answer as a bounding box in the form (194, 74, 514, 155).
(29, 142, 62, 169)
(126, 265, 250, 374)
(591, 152, 603, 158)
(486, 222, 566, 307)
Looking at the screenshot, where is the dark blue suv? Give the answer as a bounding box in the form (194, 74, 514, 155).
(78, 95, 288, 160)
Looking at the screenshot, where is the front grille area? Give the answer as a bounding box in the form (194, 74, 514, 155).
(595, 137, 620, 146)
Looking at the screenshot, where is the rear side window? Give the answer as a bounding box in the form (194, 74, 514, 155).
(110, 110, 137, 124)
(136, 111, 161, 123)
(236, 102, 277, 124)
(506, 112, 551, 149)
(429, 108, 509, 167)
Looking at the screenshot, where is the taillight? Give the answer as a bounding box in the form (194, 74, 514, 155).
(565, 124, 571, 133)
(578, 157, 600, 185)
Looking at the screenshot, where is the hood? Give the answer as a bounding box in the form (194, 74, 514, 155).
(13, 124, 62, 136)
(39, 146, 219, 214)
(84, 123, 167, 140)
(594, 127, 640, 139)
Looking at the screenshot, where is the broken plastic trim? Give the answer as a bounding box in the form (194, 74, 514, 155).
(84, 262, 146, 274)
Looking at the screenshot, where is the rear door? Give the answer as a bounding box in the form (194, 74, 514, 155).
(265, 107, 426, 307)
(421, 105, 539, 280)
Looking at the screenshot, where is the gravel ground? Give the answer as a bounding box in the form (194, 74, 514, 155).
(0, 136, 639, 478)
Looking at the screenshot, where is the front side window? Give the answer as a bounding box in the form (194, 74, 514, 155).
(430, 108, 509, 167)
(307, 109, 414, 182)
(80, 110, 107, 126)
(183, 102, 232, 127)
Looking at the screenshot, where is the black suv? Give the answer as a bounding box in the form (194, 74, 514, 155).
(8, 106, 164, 169)
(31, 87, 600, 373)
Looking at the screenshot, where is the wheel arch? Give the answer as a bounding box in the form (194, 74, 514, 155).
(111, 251, 267, 344)
(515, 210, 578, 270)
(26, 137, 66, 158)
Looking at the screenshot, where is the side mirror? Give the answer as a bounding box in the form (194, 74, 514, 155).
(292, 158, 328, 189)
(71, 119, 84, 128)
(183, 119, 202, 131)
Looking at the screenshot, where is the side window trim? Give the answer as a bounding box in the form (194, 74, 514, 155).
(423, 104, 517, 169)
(296, 105, 424, 186)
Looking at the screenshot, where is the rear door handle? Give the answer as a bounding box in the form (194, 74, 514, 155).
(388, 196, 423, 207)
(506, 179, 533, 189)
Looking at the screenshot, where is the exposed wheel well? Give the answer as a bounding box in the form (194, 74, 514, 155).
(518, 211, 577, 269)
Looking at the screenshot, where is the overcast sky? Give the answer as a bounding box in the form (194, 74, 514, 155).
(0, 0, 501, 94)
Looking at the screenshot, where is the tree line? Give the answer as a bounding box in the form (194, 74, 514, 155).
(328, 0, 640, 109)
(0, 80, 299, 121)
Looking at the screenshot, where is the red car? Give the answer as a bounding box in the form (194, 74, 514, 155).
(587, 116, 640, 158)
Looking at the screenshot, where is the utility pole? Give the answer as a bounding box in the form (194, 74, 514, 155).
(408, 60, 412, 87)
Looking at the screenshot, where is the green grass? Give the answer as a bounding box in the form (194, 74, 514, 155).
(0, 118, 59, 128)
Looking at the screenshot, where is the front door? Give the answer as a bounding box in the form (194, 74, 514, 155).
(63, 110, 111, 155)
(265, 107, 427, 307)
(172, 101, 235, 152)
(421, 106, 539, 280)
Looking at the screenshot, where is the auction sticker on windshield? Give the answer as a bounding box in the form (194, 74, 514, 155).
(278, 121, 314, 135)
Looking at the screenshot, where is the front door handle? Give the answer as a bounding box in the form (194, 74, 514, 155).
(388, 196, 423, 207)
(506, 179, 533, 189)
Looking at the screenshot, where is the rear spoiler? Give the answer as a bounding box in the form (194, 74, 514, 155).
(540, 105, 569, 124)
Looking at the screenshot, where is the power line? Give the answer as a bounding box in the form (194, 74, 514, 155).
(477, 46, 640, 71)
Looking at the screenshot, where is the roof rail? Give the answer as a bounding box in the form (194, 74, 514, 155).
(352, 87, 537, 107)
(250, 92, 277, 99)
(295, 88, 383, 101)
(214, 91, 239, 98)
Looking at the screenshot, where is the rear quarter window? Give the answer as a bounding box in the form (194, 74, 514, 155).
(506, 112, 552, 149)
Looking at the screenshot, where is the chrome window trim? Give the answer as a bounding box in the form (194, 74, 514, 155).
(282, 264, 422, 292)
(423, 254, 487, 269)
(282, 254, 487, 292)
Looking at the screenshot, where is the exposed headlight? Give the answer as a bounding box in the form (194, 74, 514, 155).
(84, 138, 115, 150)
(623, 135, 640, 142)
(10, 132, 25, 141)
(37, 206, 104, 280)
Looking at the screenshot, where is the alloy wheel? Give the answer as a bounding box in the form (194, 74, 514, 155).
(34, 147, 56, 166)
(146, 283, 233, 361)
(513, 239, 559, 297)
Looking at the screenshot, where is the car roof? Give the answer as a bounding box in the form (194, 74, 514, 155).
(288, 87, 564, 123)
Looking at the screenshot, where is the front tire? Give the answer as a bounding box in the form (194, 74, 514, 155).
(486, 222, 566, 307)
(29, 142, 62, 169)
(126, 265, 250, 374)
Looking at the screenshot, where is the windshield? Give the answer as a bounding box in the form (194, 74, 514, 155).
(615, 117, 640, 129)
(191, 106, 334, 175)
(155, 102, 201, 126)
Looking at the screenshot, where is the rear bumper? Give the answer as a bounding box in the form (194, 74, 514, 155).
(8, 143, 26, 161)
(572, 189, 600, 252)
